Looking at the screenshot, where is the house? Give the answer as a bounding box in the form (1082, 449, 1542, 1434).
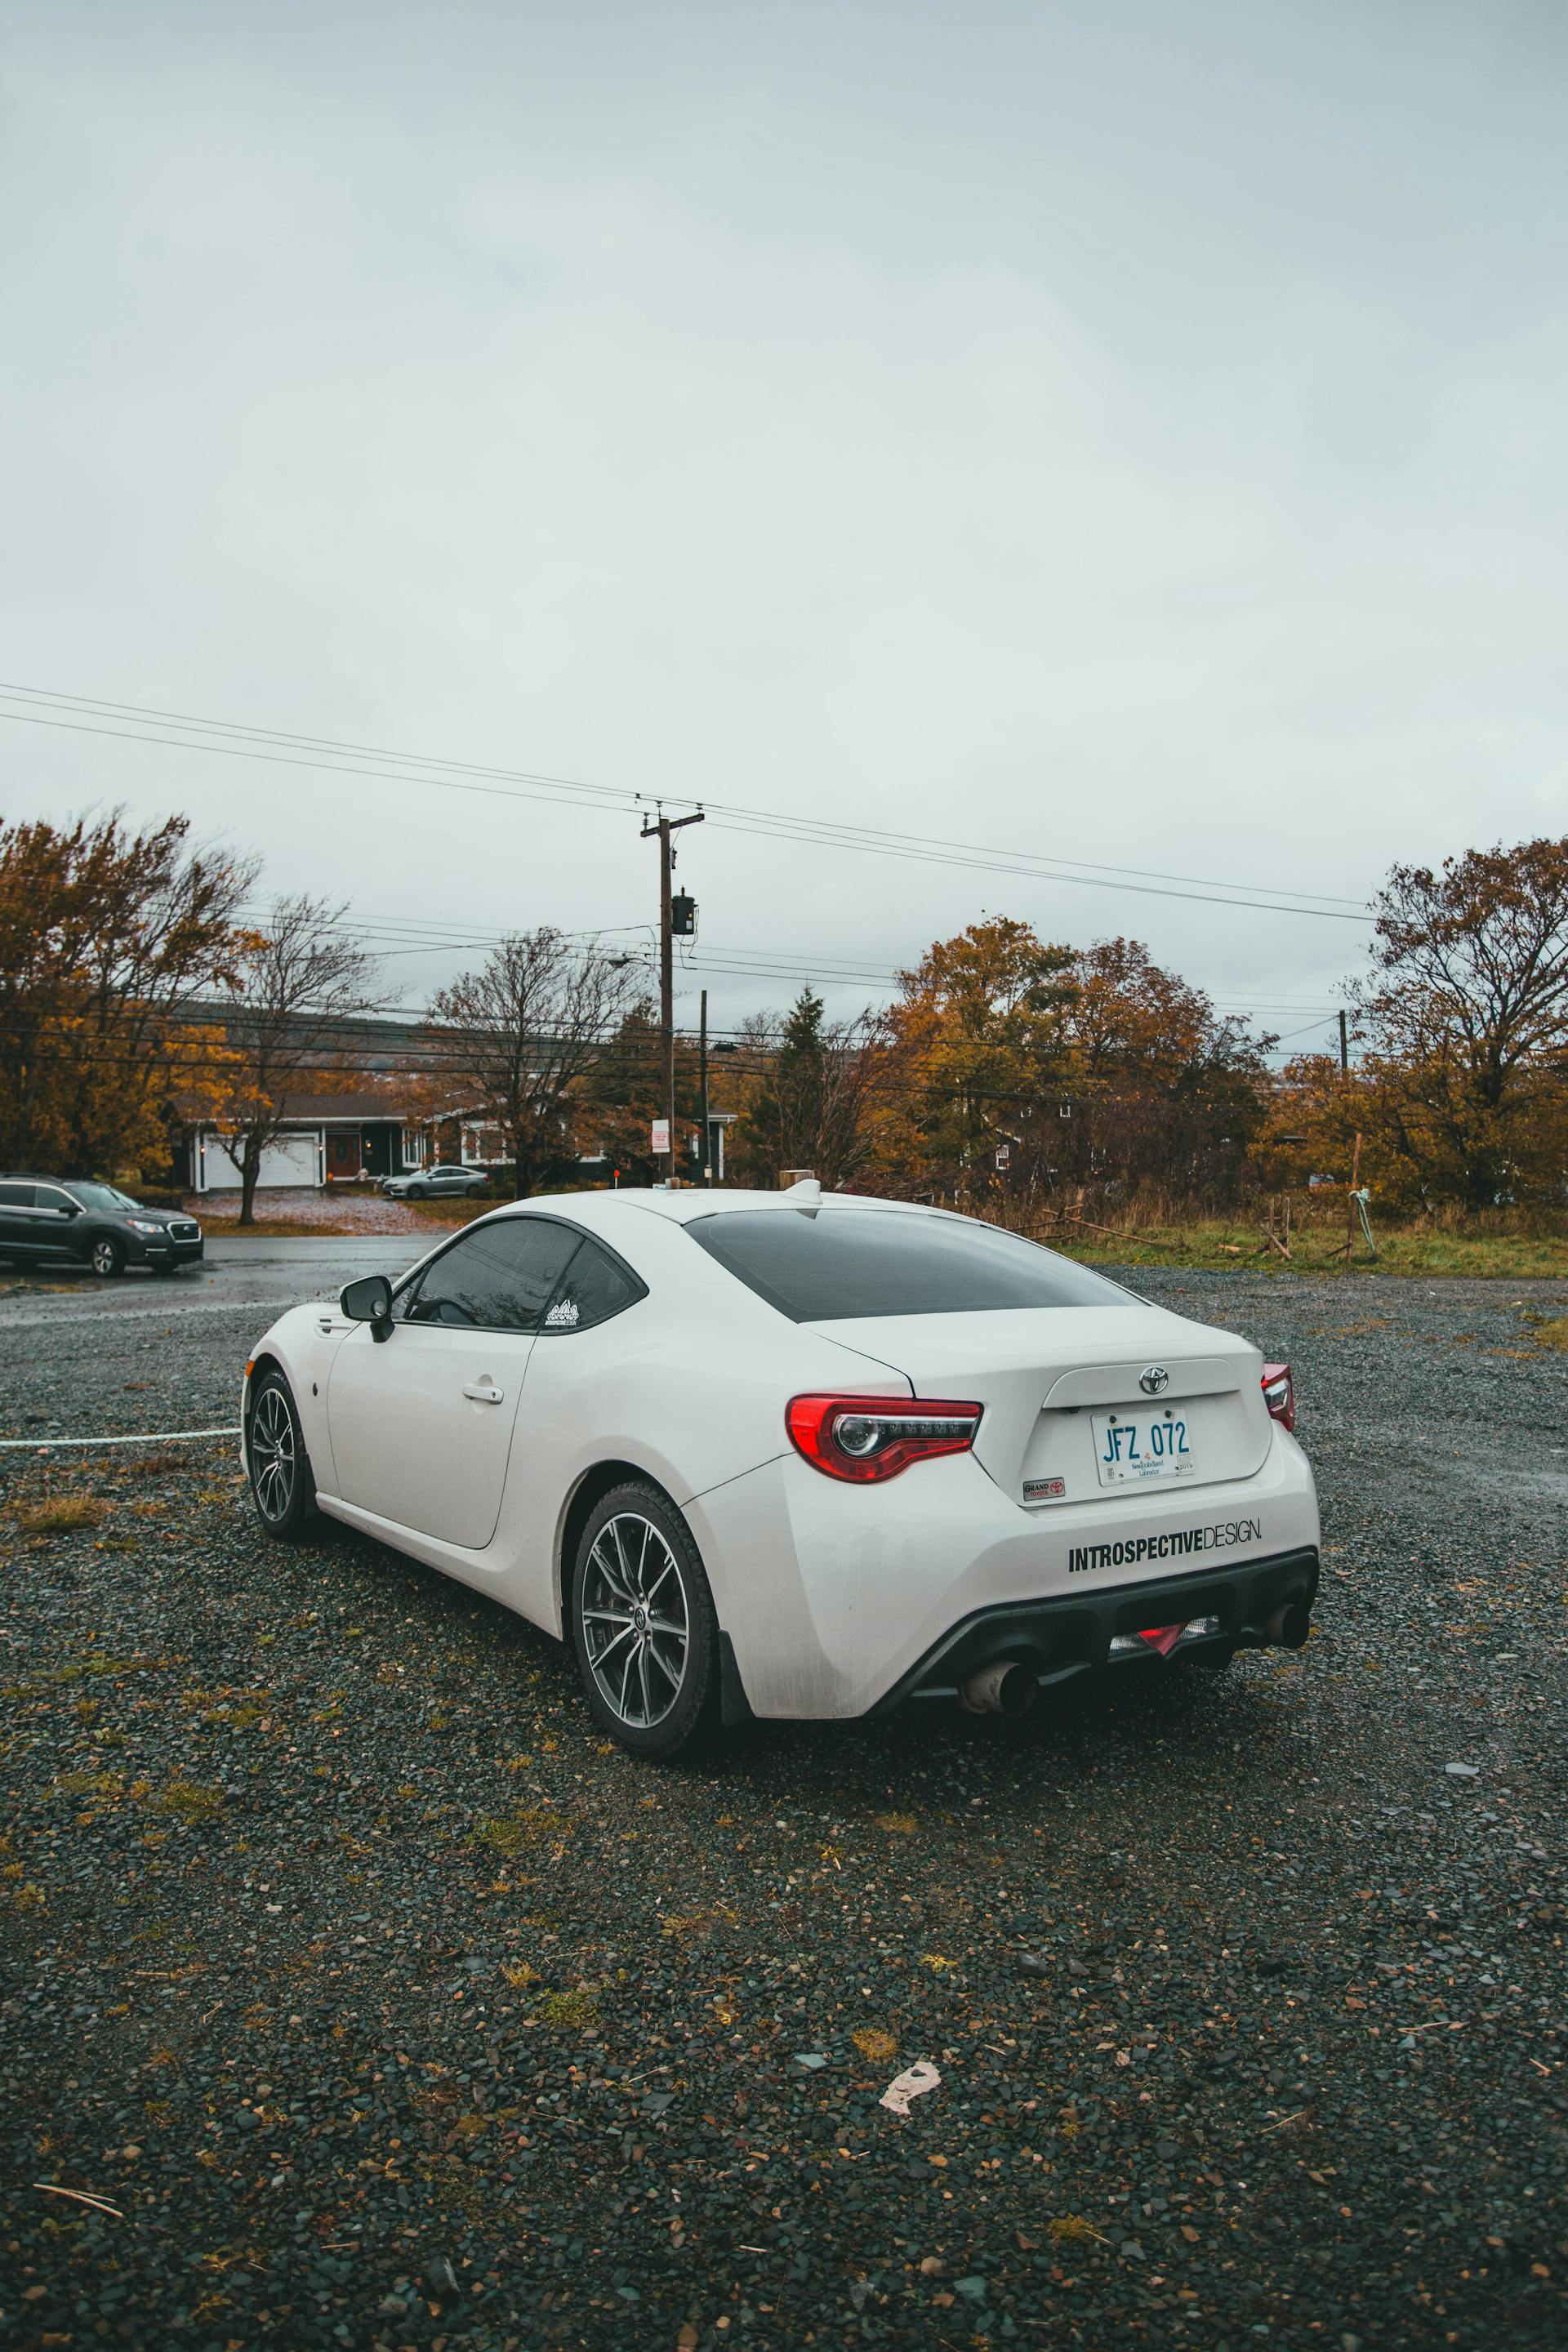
(179, 1095, 429, 1192)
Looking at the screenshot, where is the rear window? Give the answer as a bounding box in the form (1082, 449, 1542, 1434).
(686, 1207, 1125, 1321)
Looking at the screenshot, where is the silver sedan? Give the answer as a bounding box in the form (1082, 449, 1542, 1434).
(380, 1163, 490, 1200)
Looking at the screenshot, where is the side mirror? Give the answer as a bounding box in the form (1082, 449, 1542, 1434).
(341, 1273, 394, 1339)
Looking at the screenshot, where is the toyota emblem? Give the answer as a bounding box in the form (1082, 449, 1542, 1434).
(1139, 1365, 1169, 1396)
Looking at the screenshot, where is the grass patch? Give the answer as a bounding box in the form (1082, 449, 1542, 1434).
(1049, 1217, 1568, 1277)
(853, 2026, 898, 2064)
(469, 1807, 565, 1857)
(154, 1780, 225, 1824)
(56, 1770, 128, 1803)
(535, 1988, 598, 2029)
(1533, 1316, 1568, 1351)
(14, 1494, 109, 1536)
(1049, 2214, 1108, 2246)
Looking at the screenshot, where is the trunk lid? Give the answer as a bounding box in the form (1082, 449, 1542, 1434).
(817, 1303, 1272, 1507)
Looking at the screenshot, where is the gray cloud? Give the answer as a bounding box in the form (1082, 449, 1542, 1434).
(3, 1, 1563, 1044)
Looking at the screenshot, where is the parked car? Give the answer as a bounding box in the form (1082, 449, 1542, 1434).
(380, 1163, 489, 1201)
(239, 1182, 1319, 1760)
(0, 1174, 203, 1276)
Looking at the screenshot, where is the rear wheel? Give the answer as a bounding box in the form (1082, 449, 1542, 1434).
(90, 1236, 125, 1277)
(247, 1370, 318, 1540)
(569, 1483, 719, 1760)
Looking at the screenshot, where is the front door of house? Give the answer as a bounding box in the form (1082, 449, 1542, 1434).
(326, 1130, 360, 1180)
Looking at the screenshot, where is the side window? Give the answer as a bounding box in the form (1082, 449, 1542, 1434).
(540, 1236, 647, 1334)
(0, 1183, 36, 1208)
(34, 1187, 74, 1214)
(399, 1218, 582, 1332)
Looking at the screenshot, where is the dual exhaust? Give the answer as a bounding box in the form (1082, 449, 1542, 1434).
(958, 1593, 1311, 1716)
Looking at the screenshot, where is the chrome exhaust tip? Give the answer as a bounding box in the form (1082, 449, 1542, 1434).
(959, 1659, 1037, 1717)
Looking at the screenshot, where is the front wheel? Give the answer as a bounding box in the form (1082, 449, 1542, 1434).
(247, 1370, 318, 1539)
(569, 1483, 719, 1760)
(90, 1236, 125, 1277)
(408, 1183, 429, 1200)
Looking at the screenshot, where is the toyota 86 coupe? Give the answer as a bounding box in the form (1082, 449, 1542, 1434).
(240, 1183, 1320, 1759)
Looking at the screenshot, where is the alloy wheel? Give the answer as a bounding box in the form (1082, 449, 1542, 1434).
(249, 1384, 296, 1523)
(579, 1513, 690, 1730)
(91, 1240, 118, 1276)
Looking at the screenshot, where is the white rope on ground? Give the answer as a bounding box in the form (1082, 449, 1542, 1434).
(0, 1427, 240, 1450)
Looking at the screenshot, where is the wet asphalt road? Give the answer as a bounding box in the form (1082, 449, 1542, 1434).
(0, 1241, 416, 1446)
(0, 1267, 1563, 2350)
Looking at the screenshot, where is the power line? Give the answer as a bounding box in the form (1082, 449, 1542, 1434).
(0, 679, 1372, 922)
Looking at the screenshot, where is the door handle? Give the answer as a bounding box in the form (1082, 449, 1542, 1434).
(462, 1382, 505, 1405)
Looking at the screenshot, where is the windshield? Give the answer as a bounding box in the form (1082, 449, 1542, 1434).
(65, 1181, 141, 1212)
(686, 1206, 1125, 1322)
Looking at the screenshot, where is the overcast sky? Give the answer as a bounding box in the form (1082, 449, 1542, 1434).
(3, 1, 1564, 1049)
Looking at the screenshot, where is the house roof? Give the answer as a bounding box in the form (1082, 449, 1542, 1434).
(276, 1094, 412, 1122)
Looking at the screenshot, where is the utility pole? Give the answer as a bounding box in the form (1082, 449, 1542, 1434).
(699, 988, 711, 1187)
(639, 806, 704, 1183)
(1338, 1010, 1348, 1075)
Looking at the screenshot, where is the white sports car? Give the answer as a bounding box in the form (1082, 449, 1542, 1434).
(241, 1183, 1320, 1759)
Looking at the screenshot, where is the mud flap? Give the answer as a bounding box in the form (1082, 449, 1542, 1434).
(719, 1632, 756, 1729)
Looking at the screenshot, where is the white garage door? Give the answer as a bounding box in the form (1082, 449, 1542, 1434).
(202, 1131, 323, 1190)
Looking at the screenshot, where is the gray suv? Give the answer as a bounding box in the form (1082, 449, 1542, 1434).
(0, 1176, 204, 1276)
(380, 1163, 489, 1201)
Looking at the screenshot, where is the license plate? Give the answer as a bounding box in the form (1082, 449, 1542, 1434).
(1091, 1410, 1196, 1488)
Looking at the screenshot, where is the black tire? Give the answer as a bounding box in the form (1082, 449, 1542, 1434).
(246, 1369, 318, 1540)
(569, 1481, 719, 1761)
(409, 1183, 429, 1200)
(89, 1235, 126, 1278)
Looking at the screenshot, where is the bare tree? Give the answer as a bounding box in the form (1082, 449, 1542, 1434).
(428, 929, 646, 1197)
(211, 897, 377, 1226)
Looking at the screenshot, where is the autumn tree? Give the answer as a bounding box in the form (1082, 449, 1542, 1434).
(0, 812, 252, 1175)
(209, 898, 377, 1226)
(1045, 938, 1274, 1201)
(880, 918, 1077, 1199)
(1342, 838, 1568, 1206)
(428, 929, 645, 1197)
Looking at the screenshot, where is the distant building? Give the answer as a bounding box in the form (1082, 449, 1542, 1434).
(177, 1094, 428, 1192)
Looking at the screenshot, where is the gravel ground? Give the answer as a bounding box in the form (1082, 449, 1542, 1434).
(0, 1269, 1564, 2351)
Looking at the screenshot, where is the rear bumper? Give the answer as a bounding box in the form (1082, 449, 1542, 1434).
(871, 1544, 1320, 1712)
(686, 1433, 1320, 1720)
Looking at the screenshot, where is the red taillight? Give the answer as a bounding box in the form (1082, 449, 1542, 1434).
(1261, 1362, 1294, 1432)
(786, 1394, 982, 1483)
